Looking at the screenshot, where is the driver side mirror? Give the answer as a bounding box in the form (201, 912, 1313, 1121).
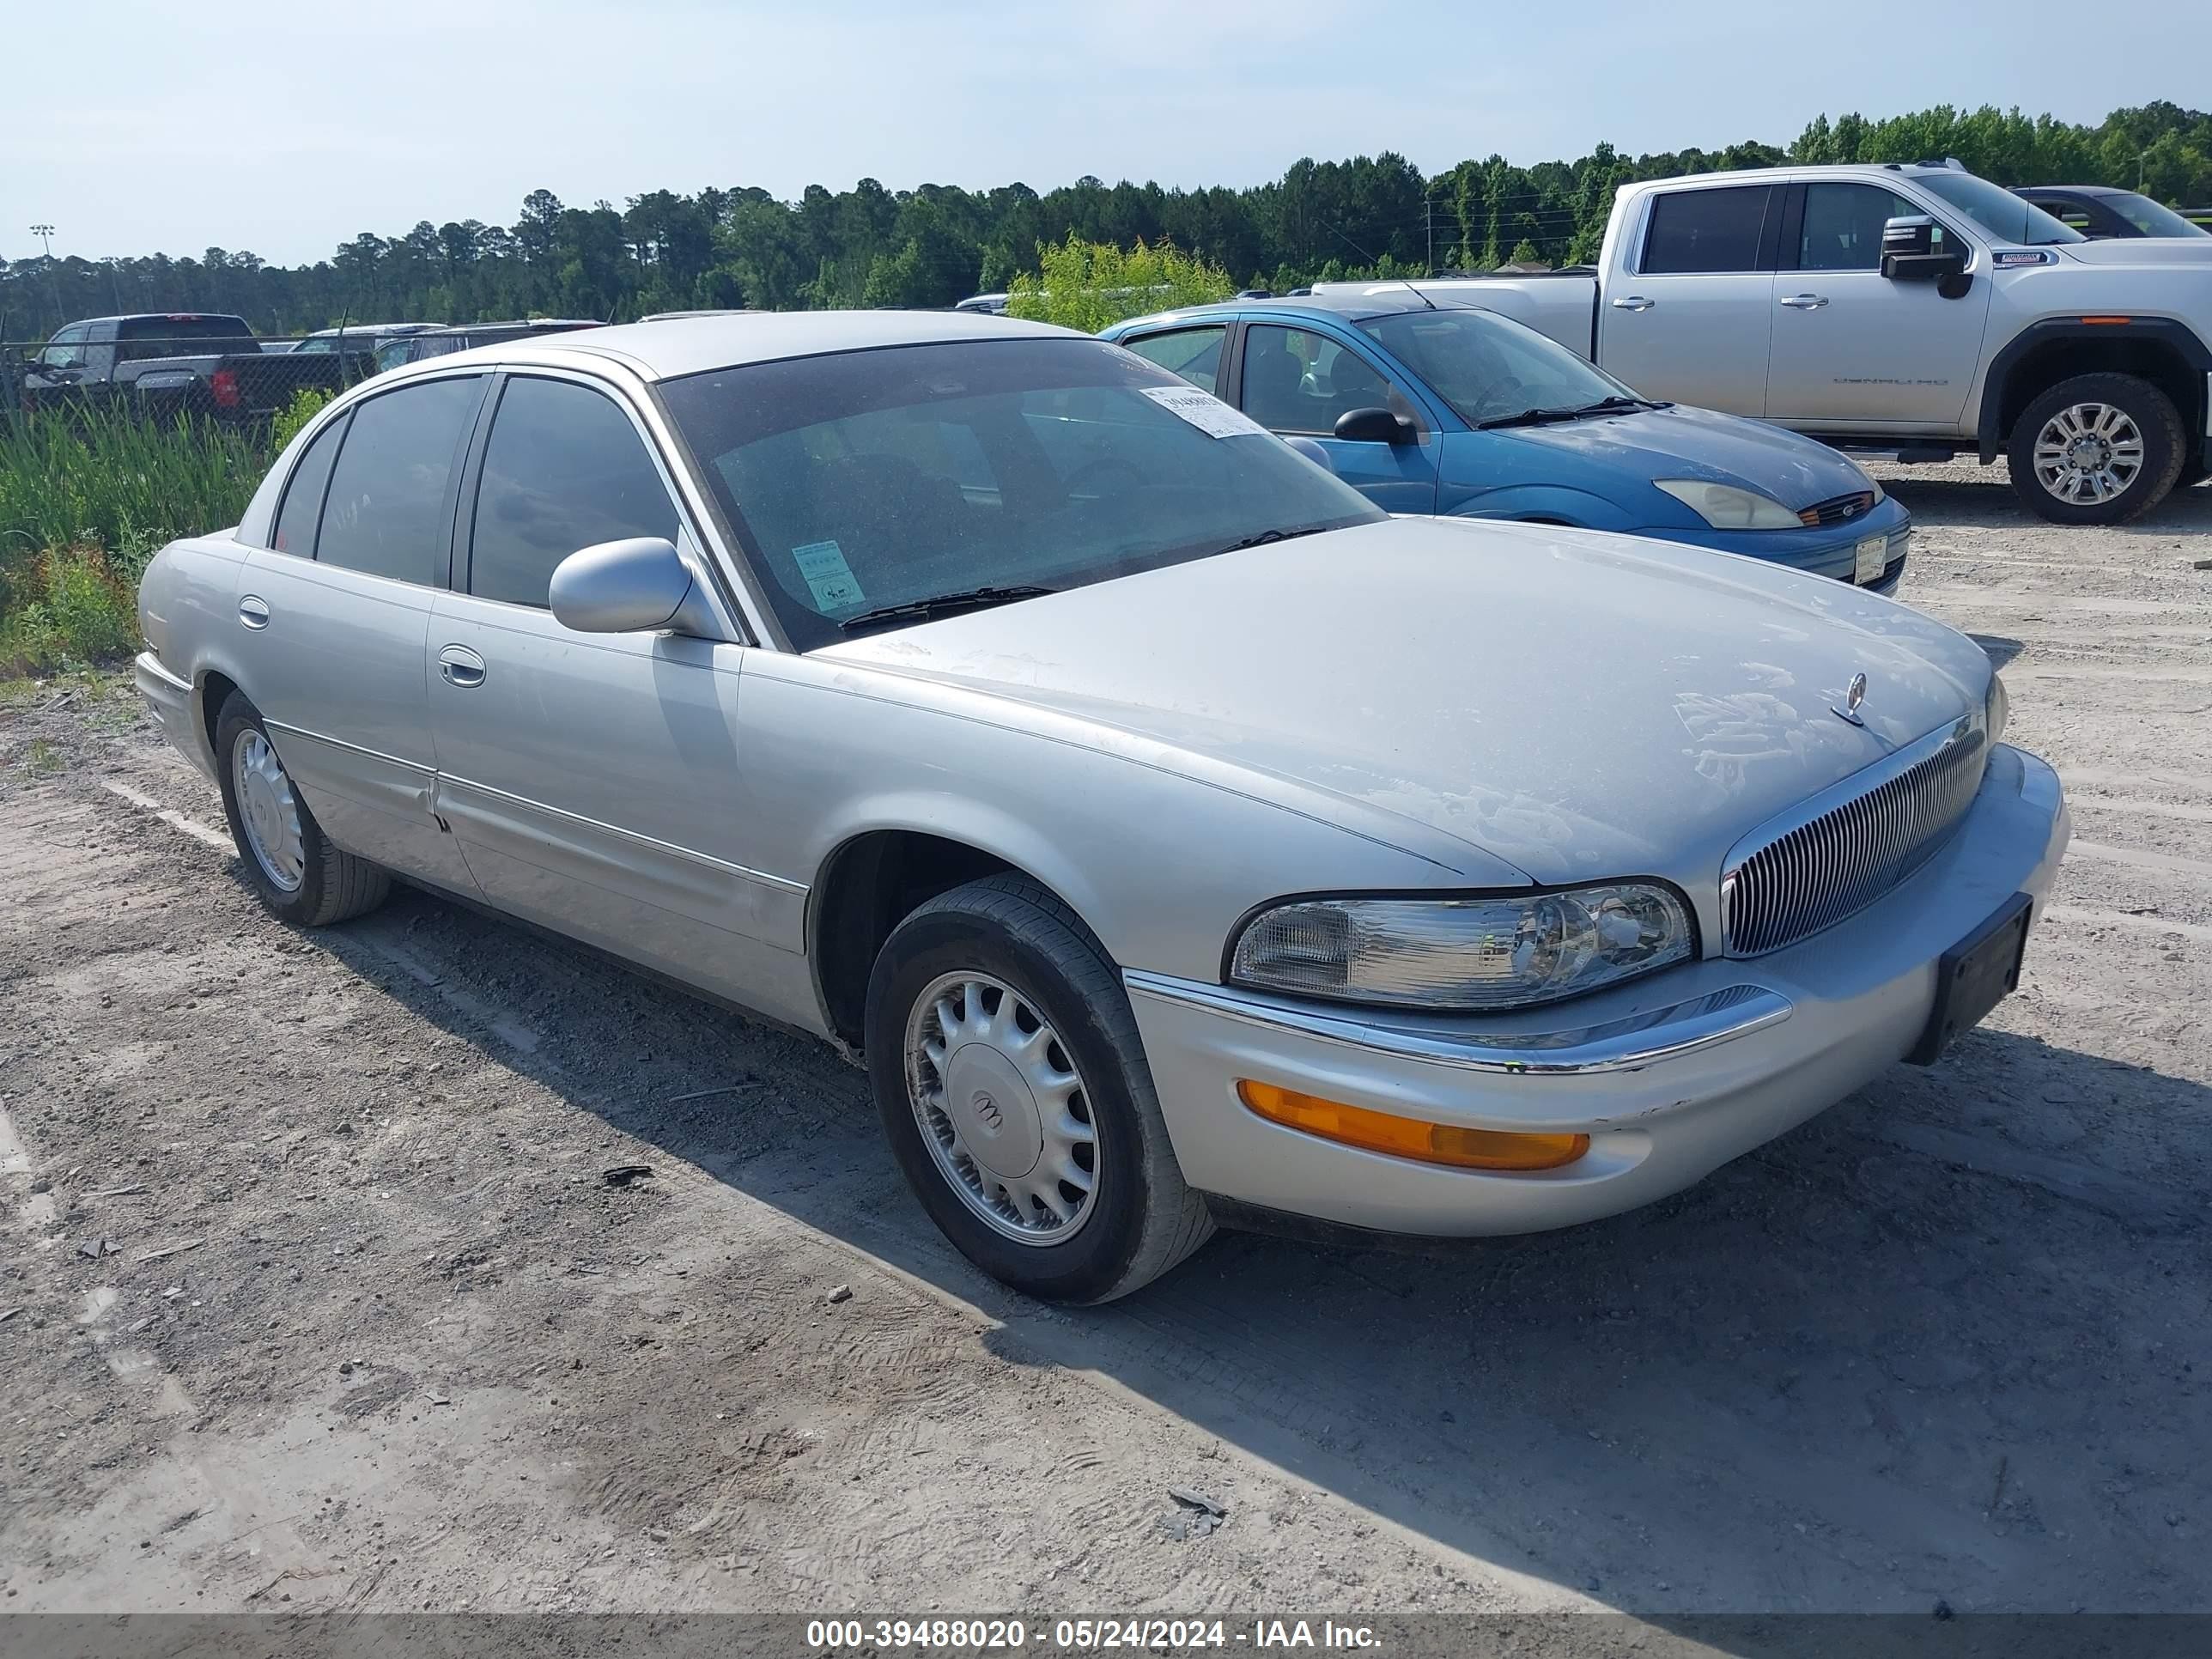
(1881, 216, 1970, 295)
(1333, 406, 1418, 446)
(549, 536, 726, 638)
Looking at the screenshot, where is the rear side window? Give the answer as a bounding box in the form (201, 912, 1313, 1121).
(270, 414, 349, 556)
(468, 377, 680, 608)
(316, 377, 484, 586)
(1641, 186, 1774, 274)
(1120, 327, 1226, 392)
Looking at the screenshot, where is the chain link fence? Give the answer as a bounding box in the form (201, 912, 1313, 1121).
(3, 330, 395, 437)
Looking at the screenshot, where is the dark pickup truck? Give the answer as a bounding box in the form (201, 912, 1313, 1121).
(20, 313, 371, 423)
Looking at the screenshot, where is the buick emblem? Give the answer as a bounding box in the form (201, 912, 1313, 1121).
(1832, 672, 1869, 726)
(971, 1092, 1005, 1133)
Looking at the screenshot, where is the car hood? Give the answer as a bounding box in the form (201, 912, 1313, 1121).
(1473, 404, 1880, 513)
(2053, 238, 2212, 267)
(815, 517, 1992, 886)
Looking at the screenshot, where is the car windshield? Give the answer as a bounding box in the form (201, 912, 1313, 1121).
(659, 337, 1382, 649)
(1917, 173, 2085, 246)
(2102, 191, 2209, 238)
(1358, 307, 1640, 427)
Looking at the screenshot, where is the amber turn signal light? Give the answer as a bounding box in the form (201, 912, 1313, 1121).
(1236, 1080, 1590, 1171)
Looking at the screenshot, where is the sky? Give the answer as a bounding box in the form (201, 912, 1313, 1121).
(4, 0, 2206, 266)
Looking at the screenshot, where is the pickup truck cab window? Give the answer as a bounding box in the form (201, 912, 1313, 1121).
(1119, 326, 1227, 394)
(467, 375, 681, 608)
(315, 375, 484, 586)
(39, 325, 88, 368)
(1240, 325, 1409, 435)
(1639, 185, 1777, 275)
(1794, 184, 1920, 272)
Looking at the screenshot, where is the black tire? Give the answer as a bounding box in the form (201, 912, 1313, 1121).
(864, 874, 1212, 1303)
(2175, 456, 2208, 491)
(2007, 372, 2186, 525)
(212, 691, 390, 927)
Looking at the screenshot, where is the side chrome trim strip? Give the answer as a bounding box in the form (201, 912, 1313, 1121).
(264, 718, 433, 777)
(1122, 971, 1791, 1077)
(439, 771, 808, 896)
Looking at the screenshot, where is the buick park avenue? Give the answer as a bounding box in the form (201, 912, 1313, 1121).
(134, 313, 2069, 1301)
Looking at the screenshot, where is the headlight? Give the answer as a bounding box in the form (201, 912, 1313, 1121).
(1653, 479, 1804, 531)
(1985, 672, 2008, 746)
(1228, 884, 1694, 1012)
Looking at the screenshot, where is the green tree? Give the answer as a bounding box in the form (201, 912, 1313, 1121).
(1006, 235, 1232, 332)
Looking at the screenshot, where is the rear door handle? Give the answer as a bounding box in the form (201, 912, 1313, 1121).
(1779, 293, 1830, 309)
(1610, 295, 1656, 312)
(437, 644, 486, 689)
(238, 595, 270, 629)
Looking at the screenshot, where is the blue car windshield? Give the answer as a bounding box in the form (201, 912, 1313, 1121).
(1358, 307, 1639, 427)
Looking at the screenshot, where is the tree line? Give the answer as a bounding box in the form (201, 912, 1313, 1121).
(4, 100, 2208, 340)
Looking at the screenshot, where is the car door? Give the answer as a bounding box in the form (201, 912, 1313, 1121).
(234, 372, 487, 893)
(424, 369, 797, 1004)
(1234, 321, 1440, 513)
(1595, 181, 1779, 415)
(1763, 180, 1992, 431)
(28, 322, 90, 391)
(1117, 324, 1230, 394)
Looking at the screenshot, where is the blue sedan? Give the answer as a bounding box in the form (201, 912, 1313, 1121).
(1103, 292, 1910, 592)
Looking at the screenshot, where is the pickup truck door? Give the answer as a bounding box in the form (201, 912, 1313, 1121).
(1763, 182, 1992, 431)
(1232, 321, 1440, 513)
(1595, 181, 1778, 416)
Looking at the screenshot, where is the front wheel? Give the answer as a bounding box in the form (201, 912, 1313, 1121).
(2007, 373, 2185, 525)
(213, 691, 390, 927)
(864, 875, 1212, 1303)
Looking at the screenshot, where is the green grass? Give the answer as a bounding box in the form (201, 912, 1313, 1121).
(0, 400, 295, 677)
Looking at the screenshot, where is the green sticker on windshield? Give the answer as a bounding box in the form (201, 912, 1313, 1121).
(792, 540, 864, 611)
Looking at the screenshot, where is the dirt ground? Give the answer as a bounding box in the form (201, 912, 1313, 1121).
(3, 465, 2209, 1629)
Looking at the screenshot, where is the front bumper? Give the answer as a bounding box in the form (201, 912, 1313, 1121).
(1644, 498, 1911, 591)
(1127, 743, 2068, 1237)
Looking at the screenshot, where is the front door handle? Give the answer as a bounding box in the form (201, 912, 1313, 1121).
(437, 645, 486, 689)
(238, 595, 270, 629)
(1779, 293, 1830, 309)
(1610, 295, 1656, 312)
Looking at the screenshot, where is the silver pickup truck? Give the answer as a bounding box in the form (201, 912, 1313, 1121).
(1319, 162, 2212, 524)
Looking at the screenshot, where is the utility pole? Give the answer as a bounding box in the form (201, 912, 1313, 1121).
(30, 223, 64, 325)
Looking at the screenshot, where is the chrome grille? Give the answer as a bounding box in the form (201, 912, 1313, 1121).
(1799, 490, 1876, 528)
(1722, 714, 1989, 956)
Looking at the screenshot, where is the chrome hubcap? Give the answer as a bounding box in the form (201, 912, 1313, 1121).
(232, 728, 305, 891)
(2033, 403, 2144, 505)
(905, 971, 1098, 1245)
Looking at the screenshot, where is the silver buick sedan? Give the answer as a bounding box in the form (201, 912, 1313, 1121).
(134, 312, 2069, 1302)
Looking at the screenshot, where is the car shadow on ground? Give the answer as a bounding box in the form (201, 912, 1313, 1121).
(1881, 472, 2212, 535)
(320, 880, 2211, 1619)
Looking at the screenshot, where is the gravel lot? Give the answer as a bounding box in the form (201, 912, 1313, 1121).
(3, 466, 2209, 1624)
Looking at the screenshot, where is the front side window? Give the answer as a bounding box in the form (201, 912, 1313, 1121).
(1119, 326, 1226, 392)
(315, 376, 484, 585)
(1916, 172, 2083, 246)
(659, 337, 1382, 649)
(1358, 307, 1634, 427)
(271, 413, 349, 556)
(39, 325, 87, 368)
(1239, 325, 1411, 435)
(469, 376, 680, 608)
(1641, 185, 1775, 274)
(1795, 184, 1921, 271)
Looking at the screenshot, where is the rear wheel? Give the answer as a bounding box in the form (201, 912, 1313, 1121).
(864, 875, 1212, 1303)
(213, 692, 390, 927)
(2007, 373, 2185, 525)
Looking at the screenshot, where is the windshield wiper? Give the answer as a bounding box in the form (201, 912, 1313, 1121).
(1477, 394, 1662, 430)
(836, 584, 1056, 634)
(1221, 522, 1342, 553)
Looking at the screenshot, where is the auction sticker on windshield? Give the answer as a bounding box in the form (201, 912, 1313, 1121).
(793, 540, 865, 609)
(1140, 384, 1269, 440)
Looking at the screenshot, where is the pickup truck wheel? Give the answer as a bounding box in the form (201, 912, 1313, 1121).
(213, 692, 390, 927)
(2008, 373, 2185, 525)
(865, 874, 1212, 1304)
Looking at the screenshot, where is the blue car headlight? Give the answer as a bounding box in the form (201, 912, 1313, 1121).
(1652, 479, 1803, 531)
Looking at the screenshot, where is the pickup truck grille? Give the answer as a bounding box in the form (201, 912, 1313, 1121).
(1721, 714, 1989, 956)
(1799, 490, 1877, 528)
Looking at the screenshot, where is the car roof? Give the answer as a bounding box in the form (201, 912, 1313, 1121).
(2017, 184, 2126, 198)
(434, 309, 1080, 382)
(1110, 289, 1459, 334)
